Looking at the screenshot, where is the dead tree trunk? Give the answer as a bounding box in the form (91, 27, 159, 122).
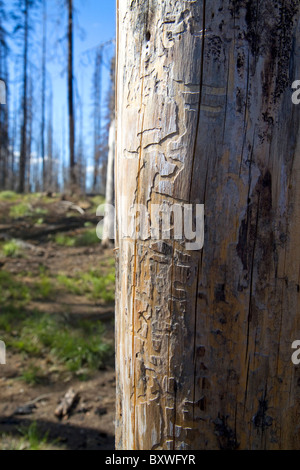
(19, 0, 29, 194)
(102, 118, 115, 247)
(41, 0, 47, 190)
(116, 0, 300, 450)
(92, 47, 103, 193)
(67, 0, 76, 191)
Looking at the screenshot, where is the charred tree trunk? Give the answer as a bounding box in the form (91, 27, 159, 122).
(67, 0, 76, 191)
(0, 74, 8, 190)
(19, 0, 29, 194)
(0, 2, 8, 191)
(116, 0, 300, 450)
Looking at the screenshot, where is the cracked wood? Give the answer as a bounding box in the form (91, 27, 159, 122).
(116, 0, 300, 450)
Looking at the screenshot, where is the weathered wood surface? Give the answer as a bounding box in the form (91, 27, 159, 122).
(55, 388, 78, 419)
(102, 118, 115, 247)
(115, 0, 300, 450)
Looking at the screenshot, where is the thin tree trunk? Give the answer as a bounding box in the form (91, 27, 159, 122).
(0, 4, 9, 190)
(47, 89, 53, 190)
(102, 118, 115, 247)
(0, 76, 8, 190)
(19, 0, 29, 194)
(76, 90, 86, 193)
(93, 47, 102, 192)
(116, 0, 300, 450)
(11, 70, 18, 190)
(68, 0, 76, 191)
(41, 0, 46, 190)
(26, 70, 33, 192)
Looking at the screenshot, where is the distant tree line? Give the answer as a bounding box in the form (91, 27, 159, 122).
(0, 0, 115, 195)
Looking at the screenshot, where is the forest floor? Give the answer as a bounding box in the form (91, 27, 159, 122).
(0, 191, 116, 450)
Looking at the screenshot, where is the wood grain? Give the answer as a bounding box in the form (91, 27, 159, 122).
(115, 0, 300, 450)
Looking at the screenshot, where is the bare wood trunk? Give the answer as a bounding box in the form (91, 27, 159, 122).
(116, 0, 300, 450)
(102, 118, 115, 247)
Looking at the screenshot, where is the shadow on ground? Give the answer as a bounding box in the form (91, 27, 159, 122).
(0, 416, 115, 450)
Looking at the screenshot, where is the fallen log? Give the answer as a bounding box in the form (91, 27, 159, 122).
(0, 216, 101, 240)
(55, 388, 79, 419)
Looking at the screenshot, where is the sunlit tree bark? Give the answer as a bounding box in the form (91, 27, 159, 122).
(102, 118, 115, 247)
(116, 0, 300, 450)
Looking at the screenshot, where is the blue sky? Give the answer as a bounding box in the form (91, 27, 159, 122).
(6, 0, 116, 189)
(55, 0, 116, 182)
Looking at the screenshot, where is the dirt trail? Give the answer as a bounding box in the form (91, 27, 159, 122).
(0, 194, 116, 450)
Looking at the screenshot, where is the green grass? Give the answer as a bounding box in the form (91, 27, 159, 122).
(0, 271, 31, 306)
(0, 267, 114, 378)
(84, 221, 93, 228)
(9, 203, 48, 219)
(54, 228, 100, 247)
(0, 308, 27, 333)
(102, 257, 115, 268)
(81, 270, 115, 302)
(56, 269, 115, 303)
(0, 422, 52, 450)
(0, 270, 55, 307)
(54, 233, 76, 247)
(0, 190, 18, 201)
(0, 264, 115, 309)
(9, 203, 32, 218)
(19, 364, 45, 385)
(49, 320, 111, 374)
(90, 195, 105, 212)
(56, 274, 82, 295)
(33, 207, 48, 216)
(75, 229, 99, 246)
(35, 218, 44, 225)
(32, 276, 54, 300)
(9, 315, 112, 375)
(18, 422, 49, 450)
(0, 272, 37, 350)
(1, 240, 22, 258)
